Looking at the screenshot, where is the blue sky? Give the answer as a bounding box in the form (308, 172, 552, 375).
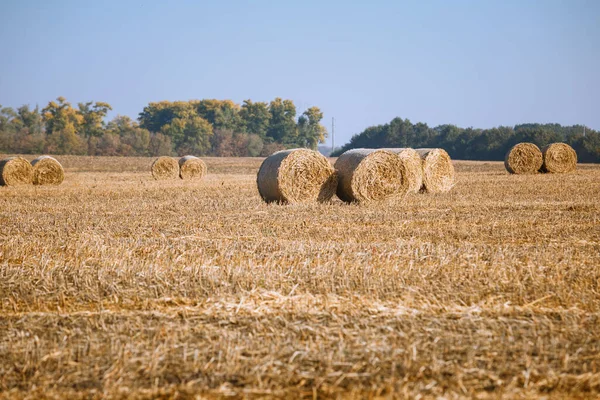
(1, 0, 598, 146)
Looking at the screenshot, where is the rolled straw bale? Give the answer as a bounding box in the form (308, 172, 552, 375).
(179, 155, 207, 180)
(0, 157, 33, 186)
(415, 148, 455, 193)
(257, 148, 337, 204)
(504, 143, 543, 175)
(151, 156, 179, 180)
(334, 149, 408, 203)
(386, 148, 423, 193)
(541, 143, 577, 173)
(31, 156, 64, 185)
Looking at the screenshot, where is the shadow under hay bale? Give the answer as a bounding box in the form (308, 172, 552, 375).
(386, 148, 423, 193)
(31, 156, 65, 185)
(151, 157, 179, 180)
(415, 148, 455, 193)
(504, 143, 543, 175)
(0, 156, 33, 186)
(541, 143, 577, 173)
(334, 148, 408, 203)
(257, 148, 337, 204)
(179, 155, 207, 180)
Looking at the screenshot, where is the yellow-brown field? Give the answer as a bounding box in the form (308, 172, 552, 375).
(1, 155, 599, 399)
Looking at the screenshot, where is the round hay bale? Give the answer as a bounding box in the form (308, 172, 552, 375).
(151, 156, 179, 180)
(31, 156, 64, 185)
(0, 157, 33, 186)
(179, 155, 207, 180)
(386, 148, 423, 193)
(257, 148, 337, 204)
(334, 149, 408, 203)
(541, 143, 577, 173)
(416, 148, 455, 193)
(504, 143, 543, 175)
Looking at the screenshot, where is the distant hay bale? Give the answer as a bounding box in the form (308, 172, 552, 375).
(386, 148, 423, 193)
(179, 155, 207, 180)
(151, 157, 179, 180)
(257, 148, 337, 204)
(334, 149, 408, 203)
(504, 143, 543, 175)
(31, 156, 64, 185)
(541, 143, 577, 173)
(0, 157, 33, 186)
(416, 148, 455, 193)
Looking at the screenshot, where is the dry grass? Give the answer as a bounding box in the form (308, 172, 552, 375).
(1, 154, 599, 399)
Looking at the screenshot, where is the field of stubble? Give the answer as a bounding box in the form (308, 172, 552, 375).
(1, 155, 599, 399)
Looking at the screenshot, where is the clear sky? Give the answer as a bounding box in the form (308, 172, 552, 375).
(1, 0, 599, 146)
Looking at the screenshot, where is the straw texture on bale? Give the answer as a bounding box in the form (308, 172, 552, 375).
(31, 156, 64, 185)
(416, 148, 455, 193)
(504, 143, 543, 175)
(0, 156, 33, 186)
(541, 143, 577, 173)
(179, 155, 207, 180)
(151, 157, 179, 180)
(386, 148, 423, 193)
(334, 149, 408, 203)
(257, 148, 337, 204)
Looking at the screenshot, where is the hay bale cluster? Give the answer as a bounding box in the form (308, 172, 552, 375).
(256, 147, 456, 205)
(505, 142, 577, 174)
(151, 155, 207, 181)
(257, 149, 337, 204)
(1, 155, 66, 187)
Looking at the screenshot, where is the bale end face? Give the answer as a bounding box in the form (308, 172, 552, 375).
(31, 156, 65, 185)
(504, 143, 543, 175)
(416, 148, 455, 193)
(334, 148, 409, 203)
(257, 148, 337, 204)
(151, 157, 179, 180)
(541, 143, 577, 173)
(0, 157, 33, 186)
(179, 156, 207, 180)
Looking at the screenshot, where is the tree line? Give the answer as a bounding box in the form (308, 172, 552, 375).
(332, 117, 600, 163)
(0, 97, 328, 157)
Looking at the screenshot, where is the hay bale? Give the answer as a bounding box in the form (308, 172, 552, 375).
(31, 156, 64, 185)
(504, 143, 543, 175)
(334, 149, 408, 203)
(151, 156, 179, 180)
(179, 155, 207, 180)
(416, 148, 455, 193)
(257, 148, 337, 204)
(541, 143, 577, 173)
(0, 157, 33, 186)
(386, 148, 423, 193)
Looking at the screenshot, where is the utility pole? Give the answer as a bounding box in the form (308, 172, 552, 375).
(331, 117, 335, 155)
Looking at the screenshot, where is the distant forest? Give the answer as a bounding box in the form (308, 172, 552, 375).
(2, 98, 599, 162)
(333, 117, 600, 163)
(0, 97, 328, 157)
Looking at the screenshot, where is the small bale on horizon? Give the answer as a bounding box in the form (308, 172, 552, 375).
(257, 148, 337, 204)
(504, 143, 543, 175)
(541, 143, 577, 173)
(386, 148, 423, 193)
(334, 148, 408, 203)
(151, 157, 179, 180)
(179, 155, 207, 180)
(0, 157, 33, 186)
(416, 148, 455, 193)
(31, 156, 65, 185)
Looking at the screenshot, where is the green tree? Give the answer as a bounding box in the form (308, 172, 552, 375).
(161, 115, 213, 156)
(42, 97, 85, 154)
(239, 100, 270, 138)
(267, 98, 297, 143)
(78, 101, 112, 138)
(296, 107, 327, 149)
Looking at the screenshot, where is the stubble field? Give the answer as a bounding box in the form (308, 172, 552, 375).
(1, 155, 599, 399)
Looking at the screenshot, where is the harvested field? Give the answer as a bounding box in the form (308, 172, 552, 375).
(1, 155, 599, 399)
